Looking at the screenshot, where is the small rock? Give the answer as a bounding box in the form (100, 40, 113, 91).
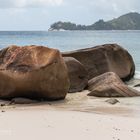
(10, 98, 38, 104)
(106, 98, 119, 105)
(134, 84, 140, 87)
(1, 110, 5, 112)
(0, 104, 6, 107)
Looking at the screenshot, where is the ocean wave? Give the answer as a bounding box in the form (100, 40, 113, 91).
(134, 71, 140, 79)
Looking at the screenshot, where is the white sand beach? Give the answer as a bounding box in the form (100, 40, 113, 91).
(1, 109, 140, 140)
(1, 87, 140, 140)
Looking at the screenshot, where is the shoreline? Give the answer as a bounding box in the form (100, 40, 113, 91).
(1, 88, 140, 118)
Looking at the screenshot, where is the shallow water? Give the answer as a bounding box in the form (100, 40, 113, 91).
(0, 30, 140, 70)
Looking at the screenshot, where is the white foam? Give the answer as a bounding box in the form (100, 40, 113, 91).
(134, 71, 140, 79)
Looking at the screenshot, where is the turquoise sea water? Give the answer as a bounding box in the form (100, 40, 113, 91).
(0, 30, 140, 70)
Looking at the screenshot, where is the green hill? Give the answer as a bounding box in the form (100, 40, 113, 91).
(49, 12, 140, 30)
(108, 12, 140, 30)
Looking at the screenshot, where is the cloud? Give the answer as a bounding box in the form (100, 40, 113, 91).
(0, 0, 63, 8)
(66, 0, 140, 13)
(0, 0, 140, 30)
(65, 0, 140, 20)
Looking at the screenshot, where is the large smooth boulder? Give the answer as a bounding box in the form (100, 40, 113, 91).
(63, 57, 88, 93)
(88, 72, 140, 97)
(62, 44, 135, 81)
(0, 45, 70, 100)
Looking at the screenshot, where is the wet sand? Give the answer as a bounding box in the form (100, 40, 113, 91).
(2, 89, 140, 117)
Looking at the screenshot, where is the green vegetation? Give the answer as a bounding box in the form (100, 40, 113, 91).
(49, 12, 140, 30)
(49, 21, 87, 30)
(108, 12, 140, 30)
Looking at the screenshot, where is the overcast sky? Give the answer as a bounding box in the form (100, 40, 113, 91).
(0, 0, 139, 30)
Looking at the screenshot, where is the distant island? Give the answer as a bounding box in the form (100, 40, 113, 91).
(49, 12, 140, 30)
